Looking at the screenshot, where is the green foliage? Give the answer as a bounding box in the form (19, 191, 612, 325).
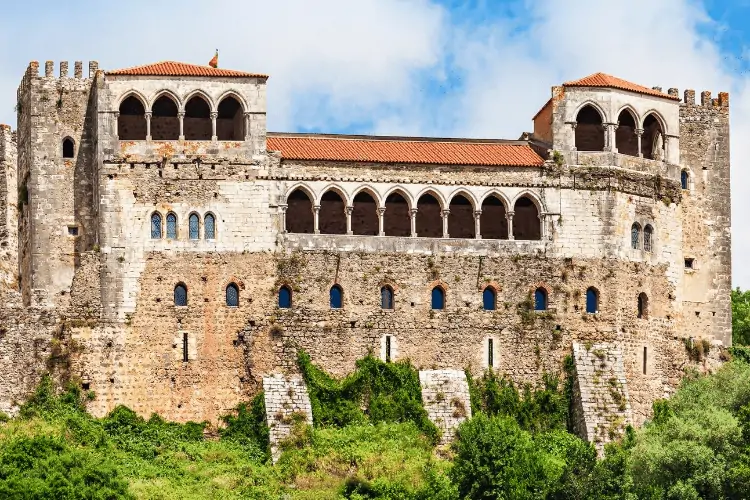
(298, 350, 440, 443)
(219, 392, 270, 459)
(732, 287, 750, 345)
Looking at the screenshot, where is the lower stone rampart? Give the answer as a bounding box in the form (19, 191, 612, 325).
(419, 369, 472, 444)
(262, 374, 313, 462)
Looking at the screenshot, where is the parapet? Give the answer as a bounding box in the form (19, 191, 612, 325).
(22, 60, 99, 81)
(668, 88, 730, 108)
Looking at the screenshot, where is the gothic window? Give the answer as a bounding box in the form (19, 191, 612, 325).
(62, 138, 75, 159)
(184, 95, 212, 141)
(631, 223, 641, 250)
(151, 212, 162, 239)
(642, 113, 665, 160)
(189, 213, 200, 240)
(534, 288, 547, 311)
(217, 95, 244, 141)
(513, 196, 541, 240)
(166, 213, 177, 239)
(381, 286, 394, 310)
(384, 191, 411, 237)
(118, 95, 147, 140)
(330, 285, 343, 309)
(615, 109, 638, 156)
(431, 286, 445, 310)
(575, 105, 604, 152)
(204, 214, 216, 240)
(151, 94, 179, 141)
(644, 225, 654, 253)
(448, 194, 475, 239)
(481, 195, 508, 240)
(637, 292, 649, 319)
(286, 189, 314, 233)
(483, 287, 497, 311)
(351, 191, 378, 236)
(278, 286, 292, 309)
(681, 170, 689, 190)
(415, 192, 442, 238)
(226, 283, 239, 307)
(174, 284, 188, 306)
(586, 287, 599, 314)
(319, 190, 347, 235)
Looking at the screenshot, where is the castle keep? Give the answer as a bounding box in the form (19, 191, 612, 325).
(0, 60, 731, 449)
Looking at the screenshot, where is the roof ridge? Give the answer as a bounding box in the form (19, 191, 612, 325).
(266, 132, 528, 145)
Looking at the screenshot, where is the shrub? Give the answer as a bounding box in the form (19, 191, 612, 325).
(220, 392, 270, 460)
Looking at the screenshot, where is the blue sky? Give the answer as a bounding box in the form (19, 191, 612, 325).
(1, 0, 749, 285)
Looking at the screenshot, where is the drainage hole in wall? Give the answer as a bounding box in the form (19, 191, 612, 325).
(82, 383, 90, 390)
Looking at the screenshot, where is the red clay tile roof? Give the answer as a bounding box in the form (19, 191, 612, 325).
(564, 73, 679, 101)
(266, 134, 544, 166)
(106, 61, 267, 78)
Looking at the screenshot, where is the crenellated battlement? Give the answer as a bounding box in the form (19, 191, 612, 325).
(22, 60, 98, 84)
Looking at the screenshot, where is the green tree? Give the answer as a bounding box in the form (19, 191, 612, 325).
(732, 288, 750, 345)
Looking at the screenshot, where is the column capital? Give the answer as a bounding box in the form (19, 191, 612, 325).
(313, 204, 321, 212)
(177, 111, 186, 118)
(377, 207, 387, 215)
(144, 111, 153, 119)
(345, 206, 354, 215)
(506, 210, 515, 217)
(210, 111, 219, 119)
(441, 209, 451, 217)
(635, 128, 644, 136)
(410, 208, 418, 215)
(278, 203, 288, 212)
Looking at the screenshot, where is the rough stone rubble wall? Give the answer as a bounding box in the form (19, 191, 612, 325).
(262, 374, 313, 462)
(419, 369, 471, 444)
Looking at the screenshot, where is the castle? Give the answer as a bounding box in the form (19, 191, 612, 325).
(0, 59, 731, 449)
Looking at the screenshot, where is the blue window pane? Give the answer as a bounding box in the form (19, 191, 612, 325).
(166, 213, 177, 239)
(226, 284, 239, 307)
(151, 213, 162, 239)
(174, 284, 187, 306)
(586, 288, 598, 314)
(681, 170, 688, 190)
(330, 285, 343, 309)
(631, 224, 640, 250)
(534, 288, 547, 311)
(381, 287, 393, 309)
(204, 214, 216, 239)
(278, 286, 291, 308)
(189, 214, 199, 240)
(431, 287, 445, 310)
(483, 288, 496, 311)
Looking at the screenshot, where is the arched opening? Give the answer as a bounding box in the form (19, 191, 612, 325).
(643, 224, 654, 252)
(150, 212, 162, 239)
(151, 95, 179, 140)
(319, 190, 347, 235)
(637, 292, 648, 319)
(351, 191, 378, 236)
(513, 197, 541, 240)
(480, 195, 508, 240)
(631, 223, 641, 250)
(431, 286, 445, 310)
(448, 194, 475, 239)
(286, 189, 314, 234)
(681, 170, 689, 190)
(217, 96, 244, 141)
(483, 287, 496, 311)
(166, 213, 177, 239)
(330, 285, 343, 309)
(226, 283, 239, 307)
(641, 114, 665, 160)
(615, 109, 638, 156)
(384, 191, 411, 237)
(204, 213, 216, 240)
(118, 95, 146, 140)
(174, 283, 188, 306)
(586, 287, 599, 314)
(575, 105, 604, 151)
(184, 95, 212, 141)
(416, 193, 442, 238)
(189, 213, 200, 240)
(278, 286, 292, 309)
(534, 288, 547, 311)
(381, 286, 394, 310)
(62, 138, 75, 158)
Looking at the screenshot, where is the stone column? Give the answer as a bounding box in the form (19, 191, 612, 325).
(507, 211, 515, 240)
(178, 112, 185, 141)
(244, 112, 252, 141)
(636, 128, 644, 157)
(210, 111, 218, 141)
(313, 205, 321, 234)
(113, 112, 120, 140)
(345, 206, 353, 235)
(441, 209, 450, 238)
(474, 210, 482, 239)
(539, 212, 547, 239)
(611, 124, 619, 153)
(145, 112, 152, 141)
(410, 208, 418, 237)
(378, 207, 386, 236)
(279, 204, 288, 234)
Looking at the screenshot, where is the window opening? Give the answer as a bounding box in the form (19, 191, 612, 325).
(330, 285, 343, 309)
(351, 191, 378, 236)
(480, 195, 508, 240)
(319, 190, 347, 234)
(217, 96, 243, 141)
(384, 192, 410, 236)
(204, 214, 216, 239)
(278, 286, 292, 309)
(586, 287, 598, 314)
(151, 213, 162, 239)
(174, 284, 187, 306)
(151, 95, 179, 140)
(641, 114, 664, 160)
(681, 170, 689, 190)
(183, 332, 189, 362)
(385, 335, 392, 363)
(575, 105, 604, 151)
(631, 223, 640, 250)
(488, 338, 494, 368)
(381, 286, 394, 310)
(431, 286, 445, 310)
(448, 194, 475, 239)
(226, 283, 239, 307)
(184, 95, 212, 140)
(513, 197, 541, 240)
(67, 226, 79, 236)
(415, 193, 442, 238)
(534, 288, 547, 311)
(637, 292, 648, 319)
(118, 95, 147, 140)
(286, 189, 314, 233)
(615, 109, 638, 156)
(62, 138, 75, 158)
(685, 258, 694, 269)
(166, 213, 177, 239)
(483, 287, 496, 311)
(644, 225, 653, 253)
(643, 346, 647, 375)
(189, 213, 199, 240)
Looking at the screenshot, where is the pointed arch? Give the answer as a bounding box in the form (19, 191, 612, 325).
(188, 212, 200, 240)
(216, 93, 245, 141)
(166, 212, 177, 239)
(182, 89, 216, 112)
(512, 192, 542, 240)
(117, 90, 149, 110)
(381, 285, 394, 310)
(575, 103, 605, 152)
(351, 185, 382, 208)
(117, 92, 147, 140)
(415, 189, 444, 238)
(631, 222, 641, 250)
(382, 186, 414, 210)
(351, 188, 379, 236)
(204, 213, 216, 240)
(641, 112, 666, 160)
(226, 283, 239, 307)
(150, 91, 180, 140)
(681, 169, 690, 190)
(184, 93, 212, 140)
(615, 107, 639, 157)
(149, 89, 182, 111)
(586, 287, 599, 314)
(330, 284, 343, 309)
(637, 292, 649, 319)
(480, 193, 508, 240)
(316, 184, 350, 206)
(150, 212, 163, 239)
(286, 186, 314, 234)
(216, 90, 249, 113)
(448, 191, 476, 239)
(383, 188, 412, 237)
(62, 137, 75, 159)
(174, 283, 188, 306)
(318, 187, 347, 235)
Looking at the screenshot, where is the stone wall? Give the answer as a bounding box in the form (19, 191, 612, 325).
(419, 369, 471, 444)
(262, 374, 313, 462)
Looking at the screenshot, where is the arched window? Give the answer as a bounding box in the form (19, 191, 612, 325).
(644, 225, 653, 253)
(575, 105, 604, 152)
(431, 286, 445, 310)
(586, 287, 599, 314)
(151, 94, 179, 140)
(217, 95, 244, 141)
(319, 190, 347, 234)
(681, 170, 689, 190)
(286, 189, 314, 234)
(226, 283, 239, 307)
(166, 213, 177, 239)
(483, 287, 497, 311)
(330, 285, 343, 309)
(480, 195, 508, 240)
(383, 191, 411, 237)
(184, 95, 212, 141)
(351, 191, 378, 236)
(642, 113, 665, 160)
(278, 286, 292, 309)
(637, 292, 649, 319)
(615, 109, 638, 156)
(513, 196, 541, 240)
(381, 286, 394, 310)
(448, 194, 475, 239)
(204, 213, 216, 240)
(118, 95, 147, 140)
(631, 223, 641, 250)
(189, 213, 200, 240)
(416, 192, 442, 238)
(174, 284, 187, 306)
(534, 288, 547, 311)
(62, 138, 75, 159)
(150, 212, 162, 239)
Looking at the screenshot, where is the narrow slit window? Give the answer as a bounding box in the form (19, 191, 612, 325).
(385, 335, 392, 363)
(681, 170, 689, 190)
(278, 286, 292, 309)
(381, 286, 394, 310)
(637, 292, 648, 319)
(534, 288, 547, 311)
(226, 283, 239, 307)
(204, 214, 216, 239)
(330, 285, 343, 309)
(483, 287, 496, 311)
(488, 338, 494, 368)
(151, 213, 162, 239)
(643, 346, 647, 375)
(431, 287, 445, 310)
(631, 223, 640, 250)
(586, 287, 598, 314)
(174, 284, 187, 306)
(166, 213, 177, 240)
(643, 225, 654, 253)
(183, 332, 189, 362)
(189, 213, 200, 240)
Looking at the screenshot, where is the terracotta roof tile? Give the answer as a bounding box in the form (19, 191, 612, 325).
(106, 61, 267, 78)
(564, 73, 679, 101)
(266, 134, 544, 167)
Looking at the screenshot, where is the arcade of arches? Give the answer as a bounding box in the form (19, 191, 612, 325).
(574, 105, 666, 160)
(283, 189, 544, 241)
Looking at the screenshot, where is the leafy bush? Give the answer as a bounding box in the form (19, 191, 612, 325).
(219, 392, 270, 459)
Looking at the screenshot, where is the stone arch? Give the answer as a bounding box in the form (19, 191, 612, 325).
(383, 187, 412, 237)
(448, 191, 476, 239)
(482, 285, 497, 311)
(681, 168, 691, 190)
(62, 137, 75, 159)
(512, 192, 542, 240)
(574, 103, 605, 152)
(318, 187, 347, 235)
(166, 212, 178, 239)
(285, 186, 314, 234)
(174, 282, 188, 307)
(586, 286, 599, 314)
(431, 284, 446, 310)
(351, 188, 379, 236)
(117, 92, 147, 140)
(182, 89, 215, 112)
(184, 93, 212, 140)
(631, 222, 641, 250)
(480, 192, 508, 240)
(637, 292, 649, 319)
(216, 94, 245, 141)
(615, 107, 639, 156)
(415, 189, 444, 238)
(150, 92, 180, 140)
(203, 212, 217, 240)
(226, 283, 240, 307)
(216, 90, 249, 113)
(188, 212, 201, 240)
(641, 112, 666, 160)
(150, 211, 163, 239)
